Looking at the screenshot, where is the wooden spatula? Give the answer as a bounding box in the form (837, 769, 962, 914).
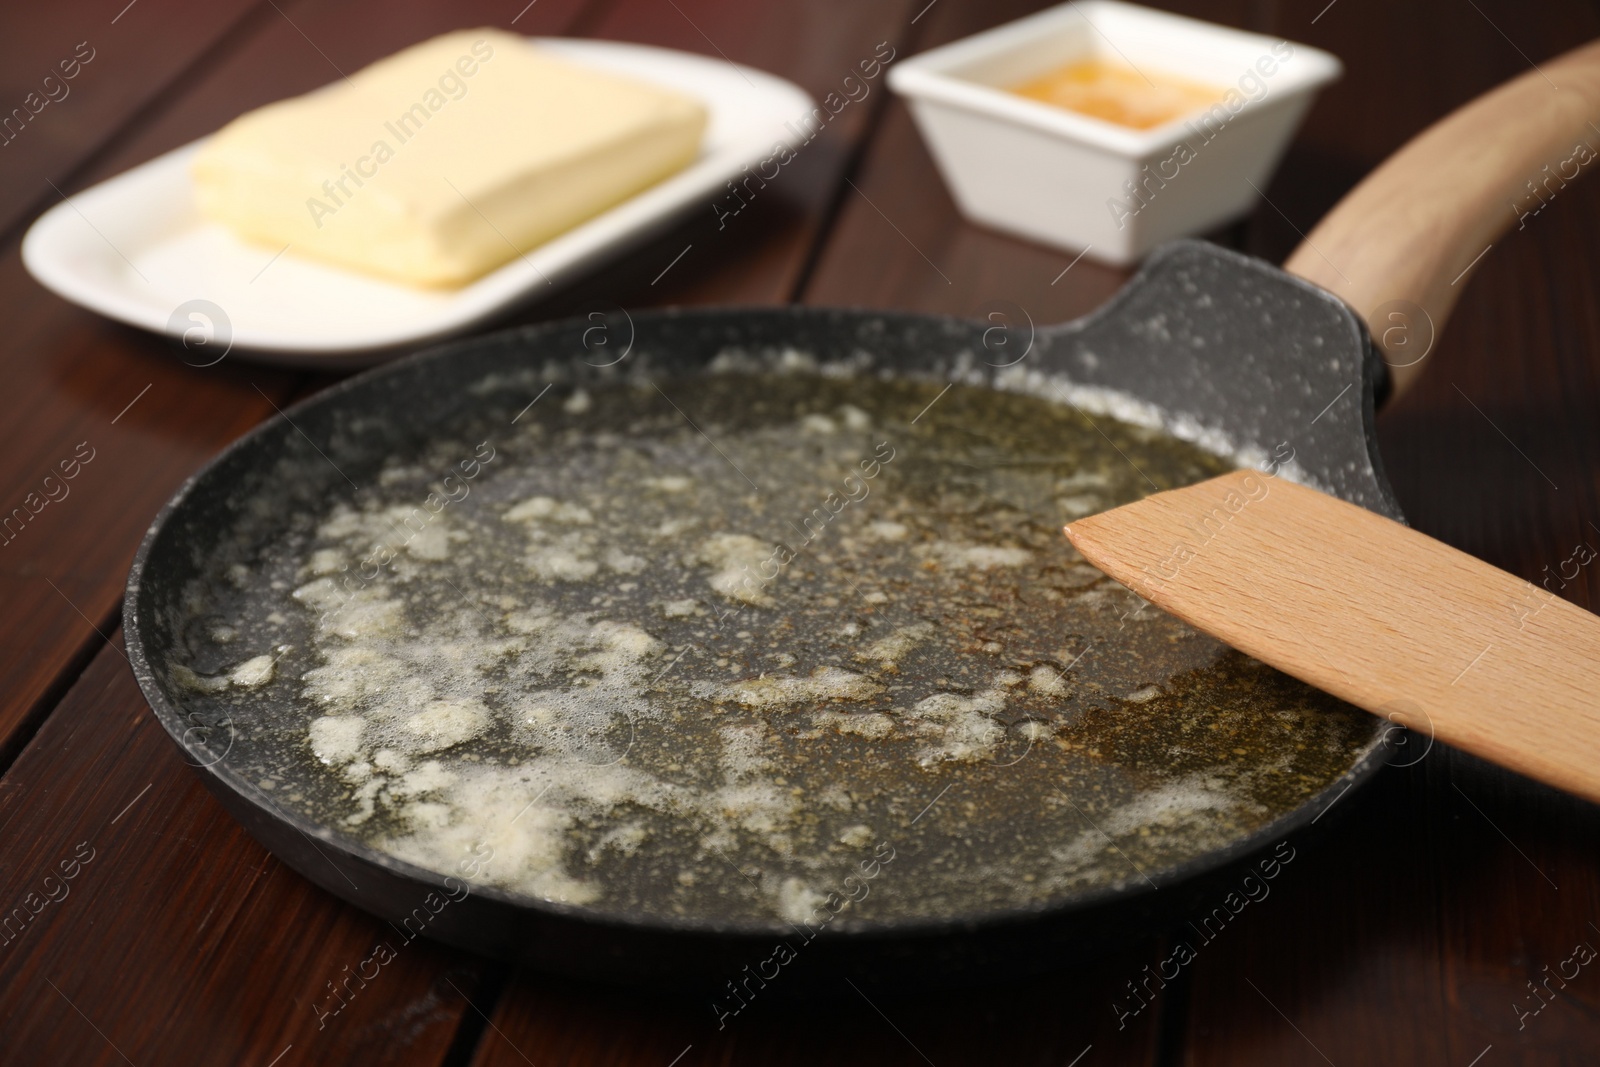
(1065, 470, 1600, 804)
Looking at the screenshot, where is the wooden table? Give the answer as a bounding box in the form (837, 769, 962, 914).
(3, 1, 1599, 1063)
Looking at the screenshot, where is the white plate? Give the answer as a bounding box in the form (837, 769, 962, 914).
(22, 38, 814, 364)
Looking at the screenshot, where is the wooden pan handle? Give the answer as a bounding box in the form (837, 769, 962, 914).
(1284, 39, 1600, 398)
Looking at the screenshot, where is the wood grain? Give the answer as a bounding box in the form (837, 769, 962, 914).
(0, 254, 298, 770)
(1, 0, 1599, 1064)
(469, 948, 1170, 1067)
(0, 0, 260, 240)
(1183, 747, 1600, 1067)
(0, 639, 487, 1065)
(1066, 470, 1600, 803)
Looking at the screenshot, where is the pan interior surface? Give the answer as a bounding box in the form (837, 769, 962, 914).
(153, 346, 1377, 930)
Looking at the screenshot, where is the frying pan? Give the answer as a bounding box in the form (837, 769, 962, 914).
(124, 43, 1600, 993)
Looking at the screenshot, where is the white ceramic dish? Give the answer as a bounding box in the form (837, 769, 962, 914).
(887, 1, 1341, 265)
(22, 38, 814, 364)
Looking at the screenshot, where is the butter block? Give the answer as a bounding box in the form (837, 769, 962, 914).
(192, 30, 707, 287)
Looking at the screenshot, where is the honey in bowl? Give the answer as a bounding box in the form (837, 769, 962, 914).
(1012, 58, 1220, 130)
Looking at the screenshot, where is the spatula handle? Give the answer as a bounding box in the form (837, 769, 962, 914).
(1284, 38, 1600, 399)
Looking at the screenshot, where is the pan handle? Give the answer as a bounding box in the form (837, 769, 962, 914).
(1284, 38, 1600, 399)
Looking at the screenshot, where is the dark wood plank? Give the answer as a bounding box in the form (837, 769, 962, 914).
(1181, 752, 1600, 1067)
(0, 639, 490, 1066)
(0, 256, 299, 769)
(0, 0, 260, 239)
(1183, 0, 1600, 1062)
(6, 0, 1600, 1064)
(470, 952, 1167, 1067)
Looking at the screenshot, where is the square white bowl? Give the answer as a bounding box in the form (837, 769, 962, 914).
(887, 1, 1341, 265)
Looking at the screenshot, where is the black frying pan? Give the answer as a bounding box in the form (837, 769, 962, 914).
(123, 48, 1596, 995)
(124, 241, 1392, 991)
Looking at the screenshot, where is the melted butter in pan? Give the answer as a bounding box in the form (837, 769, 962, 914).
(172, 372, 1373, 924)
